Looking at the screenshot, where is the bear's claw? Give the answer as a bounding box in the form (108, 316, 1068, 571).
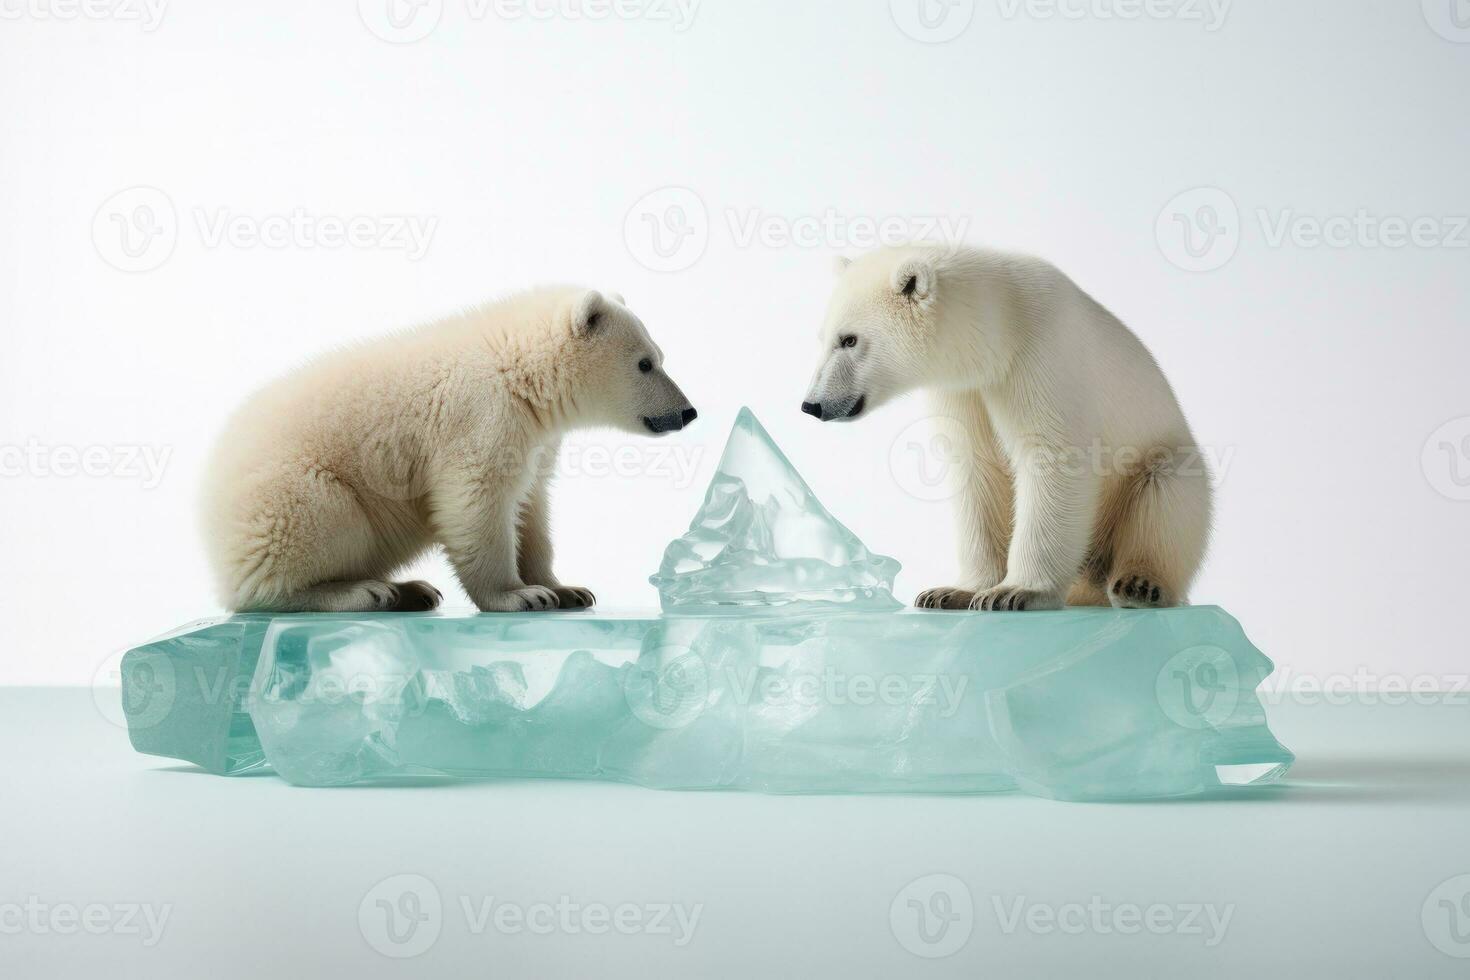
(359, 581, 401, 610)
(474, 585, 560, 612)
(1109, 574, 1168, 608)
(392, 580, 443, 612)
(915, 587, 976, 610)
(515, 586, 560, 611)
(970, 586, 1064, 612)
(552, 586, 596, 609)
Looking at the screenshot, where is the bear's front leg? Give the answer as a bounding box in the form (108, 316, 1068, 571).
(970, 440, 1094, 613)
(916, 392, 1013, 610)
(516, 469, 596, 610)
(432, 468, 560, 613)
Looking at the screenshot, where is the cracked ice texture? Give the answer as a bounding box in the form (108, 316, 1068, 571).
(650, 408, 901, 612)
(118, 409, 1294, 798)
(120, 608, 1294, 798)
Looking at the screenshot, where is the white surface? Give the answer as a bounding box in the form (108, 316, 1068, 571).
(3, 689, 1470, 976)
(2, 2, 1469, 684)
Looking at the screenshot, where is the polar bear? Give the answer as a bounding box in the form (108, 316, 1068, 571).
(203, 287, 697, 613)
(802, 245, 1212, 611)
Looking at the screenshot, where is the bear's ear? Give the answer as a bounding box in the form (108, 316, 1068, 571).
(833, 256, 852, 276)
(891, 257, 936, 304)
(608, 291, 627, 306)
(572, 290, 605, 336)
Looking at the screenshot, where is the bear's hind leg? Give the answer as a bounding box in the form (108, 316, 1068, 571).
(253, 580, 442, 613)
(1108, 571, 1171, 608)
(267, 580, 402, 612)
(1101, 448, 1211, 609)
(219, 463, 430, 613)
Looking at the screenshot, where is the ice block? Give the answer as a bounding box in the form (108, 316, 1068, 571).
(119, 408, 1293, 799)
(120, 607, 1292, 799)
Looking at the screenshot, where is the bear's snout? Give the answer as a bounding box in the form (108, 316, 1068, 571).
(801, 396, 865, 422)
(643, 406, 698, 434)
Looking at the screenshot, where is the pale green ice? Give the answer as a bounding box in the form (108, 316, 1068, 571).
(120, 409, 1293, 799)
(650, 408, 901, 612)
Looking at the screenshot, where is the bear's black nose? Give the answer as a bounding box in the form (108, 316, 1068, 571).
(644, 409, 695, 434)
(681, 407, 698, 426)
(801, 401, 822, 418)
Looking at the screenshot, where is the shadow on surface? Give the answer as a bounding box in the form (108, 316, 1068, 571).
(1273, 754, 1470, 806)
(143, 755, 1470, 805)
(153, 765, 276, 779)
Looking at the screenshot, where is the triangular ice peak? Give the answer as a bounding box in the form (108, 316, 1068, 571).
(650, 408, 900, 612)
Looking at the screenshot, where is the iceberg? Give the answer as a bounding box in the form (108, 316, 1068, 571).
(650, 408, 901, 612)
(119, 408, 1293, 800)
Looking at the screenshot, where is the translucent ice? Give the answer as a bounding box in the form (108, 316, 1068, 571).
(650, 407, 901, 612)
(119, 409, 1293, 799)
(120, 607, 1294, 800)
(120, 617, 269, 775)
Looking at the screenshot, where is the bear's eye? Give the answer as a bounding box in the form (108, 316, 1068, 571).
(638, 357, 653, 374)
(839, 334, 858, 349)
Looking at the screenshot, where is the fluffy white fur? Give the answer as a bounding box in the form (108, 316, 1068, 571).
(203, 286, 695, 613)
(804, 245, 1212, 611)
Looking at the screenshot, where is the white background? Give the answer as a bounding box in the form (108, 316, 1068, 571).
(1, 0, 1466, 686)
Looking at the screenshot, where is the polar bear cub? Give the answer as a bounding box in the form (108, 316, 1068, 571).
(803, 245, 1212, 611)
(203, 287, 697, 613)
